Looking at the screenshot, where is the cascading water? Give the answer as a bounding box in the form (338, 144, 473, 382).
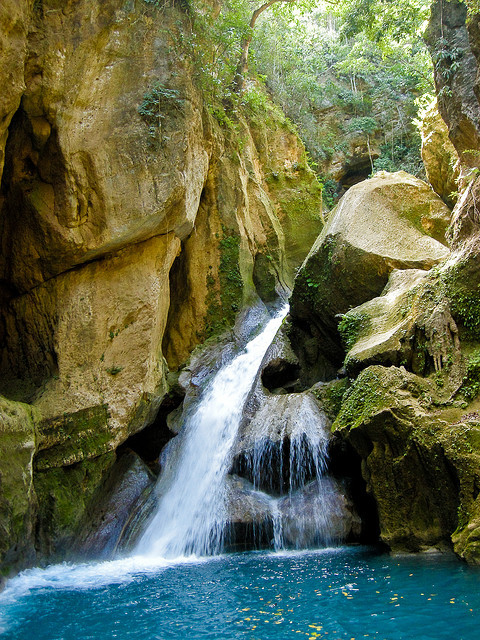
(135, 306, 289, 558)
(230, 393, 355, 550)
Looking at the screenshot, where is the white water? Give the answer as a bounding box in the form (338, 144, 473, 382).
(135, 306, 288, 558)
(238, 394, 351, 549)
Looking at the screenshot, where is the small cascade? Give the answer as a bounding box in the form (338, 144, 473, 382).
(231, 394, 355, 550)
(135, 306, 288, 558)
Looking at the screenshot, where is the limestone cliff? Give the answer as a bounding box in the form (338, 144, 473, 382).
(0, 0, 322, 576)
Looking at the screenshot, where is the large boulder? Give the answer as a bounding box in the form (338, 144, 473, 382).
(224, 474, 274, 550)
(277, 479, 361, 548)
(232, 390, 330, 495)
(289, 171, 452, 378)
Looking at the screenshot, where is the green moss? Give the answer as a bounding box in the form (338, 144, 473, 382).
(35, 405, 112, 470)
(203, 228, 244, 339)
(34, 453, 115, 553)
(333, 369, 383, 431)
(312, 378, 350, 422)
(295, 236, 337, 306)
(458, 349, 480, 401)
(219, 232, 243, 314)
(441, 264, 480, 339)
(338, 311, 371, 351)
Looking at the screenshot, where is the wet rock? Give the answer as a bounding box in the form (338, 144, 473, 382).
(224, 475, 274, 550)
(278, 479, 362, 548)
(0, 395, 39, 578)
(232, 392, 330, 495)
(74, 451, 155, 559)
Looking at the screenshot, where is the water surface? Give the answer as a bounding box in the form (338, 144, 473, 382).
(1, 547, 478, 639)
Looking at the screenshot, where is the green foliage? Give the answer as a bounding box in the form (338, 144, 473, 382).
(252, 6, 432, 179)
(106, 366, 123, 376)
(240, 85, 271, 113)
(460, 350, 480, 401)
(347, 116, 378, 135)
(138, 82, 182, 142)
(317, 176, 339, 209)
(373, 132, 425, 176)
(335, 0, 431, 45)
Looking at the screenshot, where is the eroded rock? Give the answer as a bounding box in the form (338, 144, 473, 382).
(290, 171, 452, 380)
(332, 364, 480, 558)
(0, 395, 39, 578)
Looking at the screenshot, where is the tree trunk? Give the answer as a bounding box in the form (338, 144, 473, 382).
(231, 0, 295, 94)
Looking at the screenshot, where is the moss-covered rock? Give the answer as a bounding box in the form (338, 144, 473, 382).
(34, 452, 116, 560)
(35, 405, 111, 470)
(0, 396, 39, 579)
(339, 268, 463, 383)
(332, 364, 480, 559)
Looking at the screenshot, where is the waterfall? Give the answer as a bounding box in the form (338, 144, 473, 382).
(135, 306, 289, 558)
(230, 393, 355, 550)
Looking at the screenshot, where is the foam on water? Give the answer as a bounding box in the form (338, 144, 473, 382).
(0, 554, 214, 601)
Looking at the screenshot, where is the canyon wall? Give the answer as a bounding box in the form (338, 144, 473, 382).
(0, 0, 322, 576)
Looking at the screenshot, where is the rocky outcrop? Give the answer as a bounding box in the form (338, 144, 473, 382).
(425, 0, 480, 165)
(332, 365, 480, 558)
(289, 171, 451, 380)
(420, 101, 460, 207)
(0, 396, 39, 580)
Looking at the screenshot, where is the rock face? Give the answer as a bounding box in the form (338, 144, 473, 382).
(289, 171, 451, 380)
(425, 0, 480, 165)
(420, 102, 460, 207)
(0, 1, 323, 574)
(0, 397, 38, 579)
